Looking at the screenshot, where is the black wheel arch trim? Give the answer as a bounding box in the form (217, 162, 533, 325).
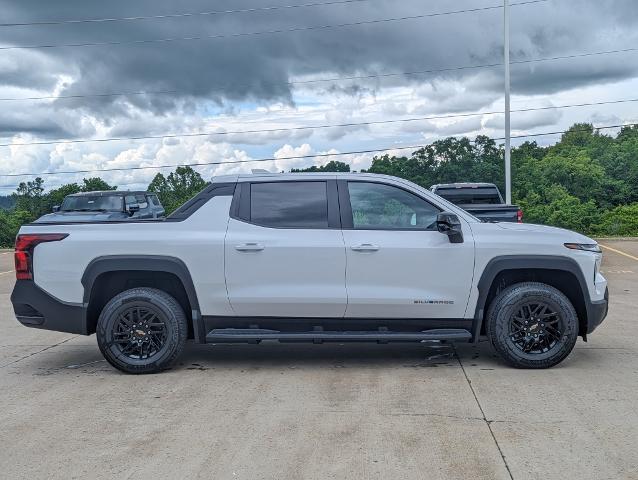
(81, 255, 204, 342)
(471, 255, 596, 342)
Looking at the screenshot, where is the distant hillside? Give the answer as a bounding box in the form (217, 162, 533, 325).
(0, 195, 15, 210)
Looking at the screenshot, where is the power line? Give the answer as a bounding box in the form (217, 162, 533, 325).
(2, 45, 636, 103)
(0, 0, 548, 51)
(0, 0, 371, 27)
(2, 97, 637, 148)
(1, 122, 635, 181)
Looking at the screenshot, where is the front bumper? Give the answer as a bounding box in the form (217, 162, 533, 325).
(586, 287, 609, 334)
(11, 280, 87, 335)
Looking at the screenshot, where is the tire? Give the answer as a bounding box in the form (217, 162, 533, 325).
(486, 282, 579, 369)
(96, 287, 188, 374)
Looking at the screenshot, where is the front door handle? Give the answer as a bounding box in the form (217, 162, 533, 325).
(235, 243, 265, 252)
(351, 244, 379, 252)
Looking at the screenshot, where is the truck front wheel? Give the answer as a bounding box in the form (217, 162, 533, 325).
(486, 282, 579, 369)
(96, 287, 188, 374)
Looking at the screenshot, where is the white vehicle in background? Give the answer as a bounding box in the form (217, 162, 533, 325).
(11, 173, 608, 374)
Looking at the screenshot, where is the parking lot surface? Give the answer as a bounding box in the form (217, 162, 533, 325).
(0, 242, 637, 480)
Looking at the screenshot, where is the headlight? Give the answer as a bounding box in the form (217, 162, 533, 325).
(564, 243, 602, 253)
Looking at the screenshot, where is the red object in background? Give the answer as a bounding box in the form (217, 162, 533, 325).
(14, 233, 68, 280)
(517, 209, 524, 223)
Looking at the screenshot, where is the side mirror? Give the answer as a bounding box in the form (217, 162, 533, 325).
(127, 204, 140, 216)
(436, 212, 464, 244)
(52, 205, 60, 212)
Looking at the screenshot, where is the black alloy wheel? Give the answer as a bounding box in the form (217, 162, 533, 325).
(508, 301, 564, 355)
(111, 305, 169, 361)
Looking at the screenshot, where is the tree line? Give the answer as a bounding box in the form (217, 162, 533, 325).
(1, 122, 637, 247)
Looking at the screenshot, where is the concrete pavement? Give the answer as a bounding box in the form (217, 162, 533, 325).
(0, 243, 636, 480)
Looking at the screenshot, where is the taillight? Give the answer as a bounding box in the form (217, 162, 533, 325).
(517, 209, 523, 223)
(14, 233, 68, 280)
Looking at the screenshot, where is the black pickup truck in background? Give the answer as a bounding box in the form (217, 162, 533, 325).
(430, 183, 522, 223)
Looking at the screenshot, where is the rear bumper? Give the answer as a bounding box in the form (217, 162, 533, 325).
(586, 287, 609, 334)
(11, 280, 87, 335)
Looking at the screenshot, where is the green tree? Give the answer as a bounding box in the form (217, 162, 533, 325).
(12, 177, 45, 221)
(148, 166, 207, 214)
(593, 203, 638, 236)
(291, 160, 351, 172)
(0, 209, 32, 247)
(519, 185, 601, 233)
(81, 177, 116, 192)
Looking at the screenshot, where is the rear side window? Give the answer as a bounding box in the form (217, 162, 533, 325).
(250, 182, 329, 228)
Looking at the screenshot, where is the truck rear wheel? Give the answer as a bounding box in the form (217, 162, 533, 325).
(486, 282, 579, 369)
(96, 287, 188, 374)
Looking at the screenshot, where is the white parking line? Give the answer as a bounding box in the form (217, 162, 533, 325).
(0, 270, 14, 276)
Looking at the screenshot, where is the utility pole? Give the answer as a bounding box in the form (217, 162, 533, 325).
(504, 0, 512, 204)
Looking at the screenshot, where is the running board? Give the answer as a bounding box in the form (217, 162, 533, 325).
(205, 328, 472, 343)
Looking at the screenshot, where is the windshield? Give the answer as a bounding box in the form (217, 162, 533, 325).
(60, 195, 123, 212)
(435, 187, 502, 205)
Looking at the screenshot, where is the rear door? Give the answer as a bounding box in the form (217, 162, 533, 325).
(225, 179, 347, 317)
(340, 180, 475, 319)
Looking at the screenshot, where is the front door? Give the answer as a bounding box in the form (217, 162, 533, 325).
(340, 180, 475, 319)
(225, 180, 347, 318)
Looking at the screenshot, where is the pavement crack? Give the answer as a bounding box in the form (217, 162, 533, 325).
(0, 336, 78, 368)
(384, 412, 485, 422)
(453, 344, 515, 480)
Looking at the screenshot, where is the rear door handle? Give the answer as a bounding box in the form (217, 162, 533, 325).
(235, 243, 265, 252)
(351, 244, 379, 252)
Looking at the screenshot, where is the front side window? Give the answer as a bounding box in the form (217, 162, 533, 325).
(348, 182, 440, 230)
(250, 181, 329, 228)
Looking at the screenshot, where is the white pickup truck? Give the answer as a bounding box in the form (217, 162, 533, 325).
(11, 173, 609, 374)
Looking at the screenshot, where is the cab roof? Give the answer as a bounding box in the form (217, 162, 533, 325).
(431, 183, 497, 189)
(211, 172, 404, 184)
(67, 190, 153, 197)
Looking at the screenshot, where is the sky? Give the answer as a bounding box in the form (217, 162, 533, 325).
(0, 0, 637, 193)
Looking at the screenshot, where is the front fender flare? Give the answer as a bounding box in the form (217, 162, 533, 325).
(471, 255, 591, 342)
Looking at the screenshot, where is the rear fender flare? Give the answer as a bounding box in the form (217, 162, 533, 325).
(81, 255, 203, 341)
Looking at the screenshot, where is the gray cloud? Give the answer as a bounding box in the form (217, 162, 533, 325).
(2, 1, 637, 119)
(484, 108, 562, 131)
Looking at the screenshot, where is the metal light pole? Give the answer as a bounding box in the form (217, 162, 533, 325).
(504, 0, 512, 204)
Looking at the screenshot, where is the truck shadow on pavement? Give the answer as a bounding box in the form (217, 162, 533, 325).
(14, 341, 515, 376)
